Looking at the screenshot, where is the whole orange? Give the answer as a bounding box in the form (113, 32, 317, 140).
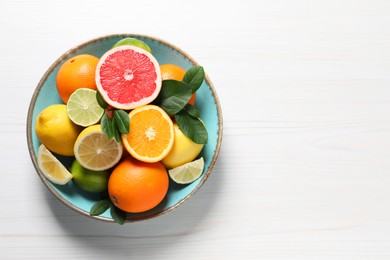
(160, 64, 196, 105)
(108, 157, 169, 213)
(56, 54, 99, 103)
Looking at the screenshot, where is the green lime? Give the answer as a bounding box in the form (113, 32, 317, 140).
(168, 157, 204, 184)
(66, 88, 104, 127)
(112, 37, 152, 53)
(70, 160, 110, 192)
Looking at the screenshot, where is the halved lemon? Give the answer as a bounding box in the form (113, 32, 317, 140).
(74, 124, 123, 171)
(37, 144, 73, 185)
(122, 105, 174, 163)
(168, 157, 204, 184)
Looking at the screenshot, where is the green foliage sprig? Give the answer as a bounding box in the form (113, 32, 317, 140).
(90, 199, 126, 225)
(156, 66, 208, 144)
(96, 92, 130, 142)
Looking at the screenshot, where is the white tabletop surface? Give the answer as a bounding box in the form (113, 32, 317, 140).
(2, 0, 390, 259)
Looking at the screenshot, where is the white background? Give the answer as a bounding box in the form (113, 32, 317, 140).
(2, 0, 390, 259)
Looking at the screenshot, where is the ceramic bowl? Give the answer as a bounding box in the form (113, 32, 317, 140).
(26, 34, 223, 223)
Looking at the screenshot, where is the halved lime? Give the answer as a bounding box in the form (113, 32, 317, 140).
(112, 37, 152, 53)
(168, 157, 204, 184)
(37, 144, 73, 185)
(67, 88, 104, 127)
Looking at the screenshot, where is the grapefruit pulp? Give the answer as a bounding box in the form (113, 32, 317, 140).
(95, 45, 161, 110)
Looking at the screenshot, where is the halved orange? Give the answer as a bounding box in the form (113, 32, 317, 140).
(122, 105, 174, 163)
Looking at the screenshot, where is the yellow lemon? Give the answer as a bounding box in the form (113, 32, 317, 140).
(35, 104, 82, 156)
(161, 123, 204, 169)
(37, 144, 73, 185)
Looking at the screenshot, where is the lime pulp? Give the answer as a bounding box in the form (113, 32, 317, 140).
(67, 88, 104, 127)
(168, 157, 204, 184)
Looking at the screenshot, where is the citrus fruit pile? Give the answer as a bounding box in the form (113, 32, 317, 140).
(35, 37, 208, 223)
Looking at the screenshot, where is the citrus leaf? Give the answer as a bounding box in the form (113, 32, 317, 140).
(113, 127, 122, 143)
(157, 80, 192, 115)
(96, 91, 108, 109)
(175, 111, 208, 144)
(114, 110, 130, 134)
(184, 104, 200, 118)
(182, 66, 205, 93)
(110, 204, 126, 225)
(90, 199, 111, 216)
(110, 117, 121, 142)
(101, 113, 114, 139)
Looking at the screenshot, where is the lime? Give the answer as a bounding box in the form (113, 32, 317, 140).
(74, 124, 123, 171)
(35, 104, 82, 156)
(67, 88, 104, 127)
(112, 37, 152, 53)
(70, 160, 109, 193)
(168, 157, 204, 184)
(37, 144, 73, 185)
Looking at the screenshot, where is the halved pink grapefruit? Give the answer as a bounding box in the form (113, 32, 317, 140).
(96, 45, 161, 110)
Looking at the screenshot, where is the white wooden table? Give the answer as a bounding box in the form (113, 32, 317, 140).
(2, 0, 390, 259)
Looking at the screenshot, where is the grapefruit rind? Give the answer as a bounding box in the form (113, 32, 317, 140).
(95, 45, 162, 110)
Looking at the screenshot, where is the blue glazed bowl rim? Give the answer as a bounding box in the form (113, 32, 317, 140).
(26, 34, 223, 223)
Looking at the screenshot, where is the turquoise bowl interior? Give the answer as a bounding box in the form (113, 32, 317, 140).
(26, 34, 223, 223)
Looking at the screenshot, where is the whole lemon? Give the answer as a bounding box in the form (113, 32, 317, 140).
(35, 104, 82, 156)
(161, 123, 204, 169)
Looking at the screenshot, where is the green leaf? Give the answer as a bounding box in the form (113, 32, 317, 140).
(110, 115, 121, 142)
(112, 125, 121, 142)
(96, 91, 108, 109)
(110, 204, 126, 225)
(114, 110, 130, 134)
(157, 80, 192, 115)
(90, 199, 111, 216)
(101, 113, 114, 139)
(184, 104, 200, 118)
(182, 66, 205, 93)
(175, 111, 208, 144)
